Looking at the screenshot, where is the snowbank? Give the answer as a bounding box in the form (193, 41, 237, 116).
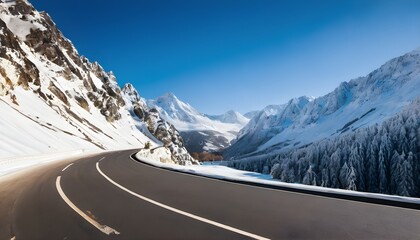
(136, 148, 174, 164)
(135, 151, 420, 206)
(0, 149, 99, 177)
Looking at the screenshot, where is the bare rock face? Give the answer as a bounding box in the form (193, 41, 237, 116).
(48, 81, 69, 106)
(0, 0, 126, 123)
(0, 18, 20, 53)
(75, 95, 89, 111)
(17, 58, 39, 88)
(133, 104, 145, 120)
(145, 108, 197, 165)
(122, 84, 197, 165)
(101, 97, 121, 122)
(0, 14, 39, 91)
(0, 67, 13, 95)
(7, 0, 34, 15)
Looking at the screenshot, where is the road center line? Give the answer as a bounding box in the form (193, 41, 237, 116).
(61, 163, 74, 172)
(55, 176, 120, 235)
(96, 162, 270, 240)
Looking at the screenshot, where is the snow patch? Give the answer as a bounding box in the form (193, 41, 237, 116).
(0, 149, 98, 177)
(136, 148, 174, 164)
(0, 3, 46, 41)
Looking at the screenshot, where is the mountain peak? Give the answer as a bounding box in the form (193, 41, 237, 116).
(155, 92, 182, 104)
(122, 83, 138, 96)
(290, 96, 313, 107)
(146, 94, 249, 152)
(123, 82, 134, 90)
(225, 109, 238, 115)
(244, 110, 259, 119)
(148, 92, 201, 123)
(162, 92, 177, 99)
(206, 110, 249, 125)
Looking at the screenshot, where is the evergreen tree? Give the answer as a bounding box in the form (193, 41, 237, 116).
(231, 99, 420, 197)
(303, 165, 317, 186)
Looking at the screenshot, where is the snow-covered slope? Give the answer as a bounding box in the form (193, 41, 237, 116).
(243, 110, 259, 119)
(229, 98, 420, 197)
(225, 48, 420, 159)
(0, 0, 194, 164)
(206, 110, 249, 126)
(147, 93, 249, 152)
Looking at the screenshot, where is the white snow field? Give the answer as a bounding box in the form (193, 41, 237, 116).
(0, 150, 94, 177)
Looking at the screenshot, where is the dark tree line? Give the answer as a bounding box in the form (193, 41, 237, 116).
(228, 99, 420, 197)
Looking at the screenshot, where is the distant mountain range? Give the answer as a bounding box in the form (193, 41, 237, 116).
(225, 48, 420, 160)
(226, 48, 420, 197)
(147, 93, 250, 153)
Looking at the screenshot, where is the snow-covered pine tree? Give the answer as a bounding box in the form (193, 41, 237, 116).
(229, 98, 420, 197)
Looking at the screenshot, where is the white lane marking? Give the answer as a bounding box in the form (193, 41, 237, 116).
(96, 162, 270, 240)
(98, 157, 105, 162)
(62, 163, 74, 172)
(55, 176, 120, 235)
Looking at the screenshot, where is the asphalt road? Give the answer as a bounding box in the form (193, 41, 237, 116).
(0, 149, 419, 240)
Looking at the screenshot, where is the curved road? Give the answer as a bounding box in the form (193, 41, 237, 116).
(0, 150, 419, 239)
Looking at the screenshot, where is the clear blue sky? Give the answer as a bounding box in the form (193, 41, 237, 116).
(31, 0, 420, 114)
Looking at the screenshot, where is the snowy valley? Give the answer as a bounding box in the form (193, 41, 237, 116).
(147, 93, 250, 155)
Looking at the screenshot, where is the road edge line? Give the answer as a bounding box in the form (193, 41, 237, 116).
(61, 163, 74, 172)
(130, 153, 420, 211)
(96, 161, 270, 240)
(55, 176, 120, 235)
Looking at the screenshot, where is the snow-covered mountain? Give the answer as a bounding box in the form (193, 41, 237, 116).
(206, 110, 249, 125)
(147, 93, 249, 152)
(243, 110, 259, 119)
(147, 93, 204, 126)
(0, 0, 195, 164)
(225, 48, 420, 197)
(229, 98, 420, 197)
(225, 48, 420, 159)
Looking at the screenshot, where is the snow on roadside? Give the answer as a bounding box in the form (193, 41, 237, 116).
(136, 150, 420, 205)
(136, 147, 174, 164)
(0, 149, 99, 178)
